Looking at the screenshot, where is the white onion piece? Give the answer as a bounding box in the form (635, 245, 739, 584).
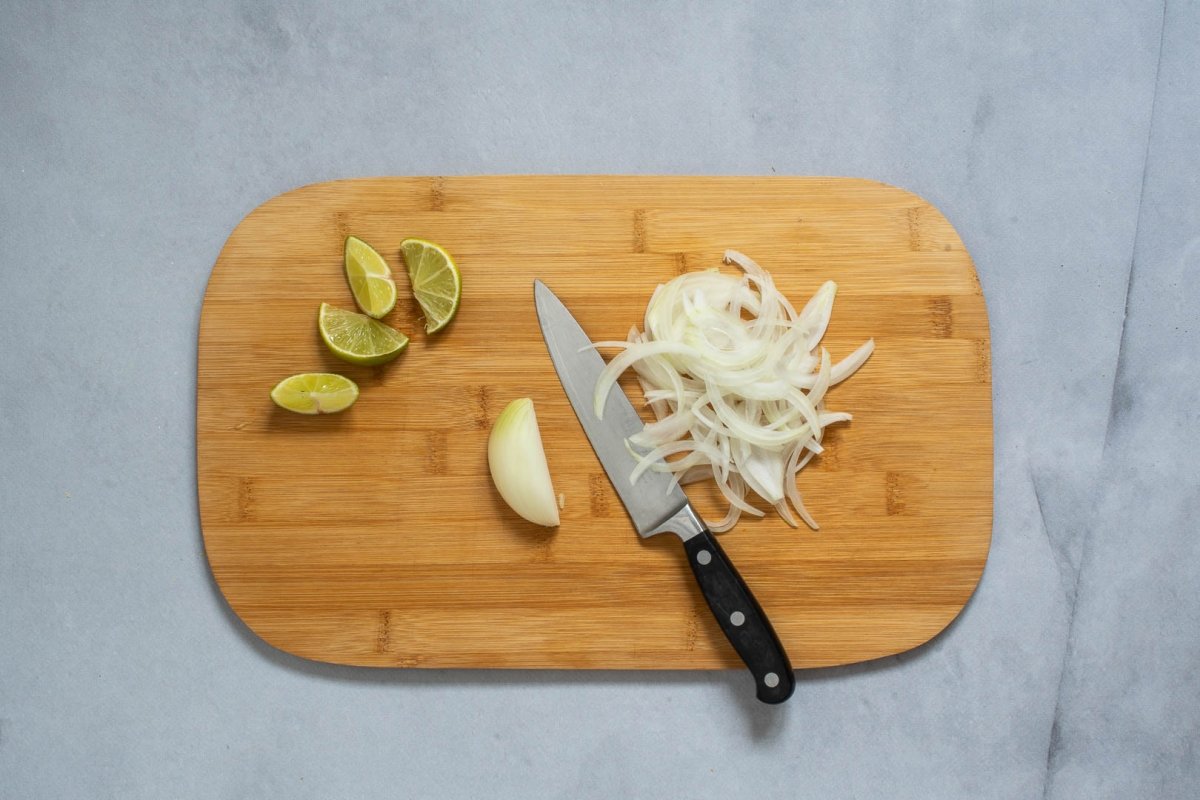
(488, 398, 560, 527)
(831, 339, 876, 386)
(629, 439, 727, 484)
(594, 341, 701, 418)
(800, 281, 838, 352)
(592, 250, 874, 531)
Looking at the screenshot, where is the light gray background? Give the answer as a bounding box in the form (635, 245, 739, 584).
(2, 1, 1196, 798)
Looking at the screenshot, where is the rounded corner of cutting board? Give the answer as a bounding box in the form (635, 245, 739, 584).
(813, 527, 990, 668)
(220, 178, 341, 236)
(861, 174, 992, 346)
(851, 176, 976, 242)
(895, 553, 990, 659)
(203, 560, 298, 659)
(857, 176, 958, 221)
(201, 541, 374, 669)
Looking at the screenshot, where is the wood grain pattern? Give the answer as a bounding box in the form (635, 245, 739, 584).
(197, 176, 992, 669)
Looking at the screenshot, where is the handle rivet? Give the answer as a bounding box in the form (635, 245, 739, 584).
(764, 672, 780, 688)
(696, 549, 712, 565)
(730, 611, 745, 626)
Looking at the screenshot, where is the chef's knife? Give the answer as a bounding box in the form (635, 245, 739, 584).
(534, 280, 795, 704)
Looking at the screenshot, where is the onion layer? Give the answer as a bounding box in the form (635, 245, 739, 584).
(488, 398, 560, 527)
(593, 251, 873, 531)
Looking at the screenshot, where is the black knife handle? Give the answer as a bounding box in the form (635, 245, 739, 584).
(682, 529, 795, 704)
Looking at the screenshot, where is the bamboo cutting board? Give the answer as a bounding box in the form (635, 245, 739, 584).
(198, 176, 991, 670)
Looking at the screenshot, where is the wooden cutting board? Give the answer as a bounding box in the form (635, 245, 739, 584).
(198, 176, 991, 670)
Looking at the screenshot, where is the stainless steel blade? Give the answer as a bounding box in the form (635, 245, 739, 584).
(534, 280, 699, 538)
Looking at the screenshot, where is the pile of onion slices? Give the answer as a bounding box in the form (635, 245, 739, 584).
(593, 250, 874, 532)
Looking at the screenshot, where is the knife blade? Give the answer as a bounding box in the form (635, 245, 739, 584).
(534, 280, 795, 704)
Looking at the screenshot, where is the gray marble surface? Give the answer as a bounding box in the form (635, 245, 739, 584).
(1, 1, 1195, 797)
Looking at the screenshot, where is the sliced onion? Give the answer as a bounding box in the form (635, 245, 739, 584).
(831, 339, 876, 386)
(592, 250, 874, 530)
(594, 341, 700, 419)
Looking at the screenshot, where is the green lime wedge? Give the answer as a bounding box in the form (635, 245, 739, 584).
(270, 373, 359, 415)
(399, 238, 461, 334)
(318, 303, 409, 366)
(344, 236, 398, 318)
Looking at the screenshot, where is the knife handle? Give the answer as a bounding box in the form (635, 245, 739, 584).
(682, 529, 796, 704)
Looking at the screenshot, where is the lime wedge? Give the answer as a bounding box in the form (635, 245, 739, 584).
(344, 236, 398, 318)
(318, 303, 409, 366)
(270, 373, 359, 415)
(400, 238, 461, 333)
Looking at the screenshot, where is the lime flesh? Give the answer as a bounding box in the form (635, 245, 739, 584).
(399, 238, 461, 333)
(318, 303, 409, 366)
(344, 236, 397, 318)
(270, 373, 359, 414)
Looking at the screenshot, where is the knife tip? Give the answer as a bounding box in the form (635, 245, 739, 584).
(532, 279, 549, 322)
